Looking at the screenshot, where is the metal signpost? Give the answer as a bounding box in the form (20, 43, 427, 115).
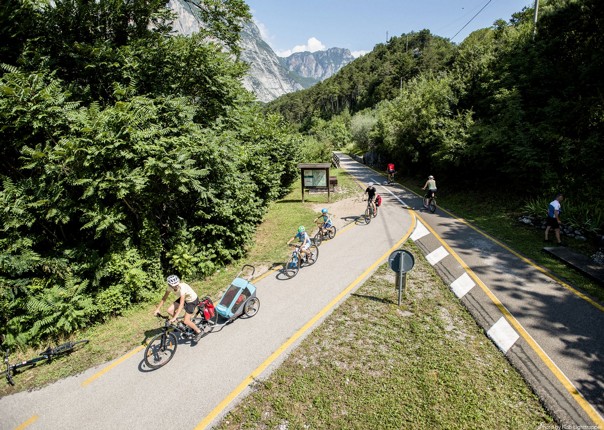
(388, 249, 415, 305)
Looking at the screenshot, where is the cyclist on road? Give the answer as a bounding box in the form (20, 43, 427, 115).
(287, 226, 312, 261)
(387, 163, 396, 183)
(155, 275, 204, 342)
(422, 175, 437, 204)
(314, 208, 335, 230)
(365, 182, 377, 214)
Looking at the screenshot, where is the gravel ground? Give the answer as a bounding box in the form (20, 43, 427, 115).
(310, 194, 367, 232)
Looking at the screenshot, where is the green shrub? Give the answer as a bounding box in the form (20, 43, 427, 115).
(522, 197, 603, 234)
(0, 70, 300, 346)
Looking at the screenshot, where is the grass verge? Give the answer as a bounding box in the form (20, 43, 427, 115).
(215, 241, 553, 429)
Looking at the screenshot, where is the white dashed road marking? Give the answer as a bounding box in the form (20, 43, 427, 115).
(411, 221, 430, 241)
(450, 273, 476, 298)
(426, 246, 448, 266)
(487, 317, 520, 354)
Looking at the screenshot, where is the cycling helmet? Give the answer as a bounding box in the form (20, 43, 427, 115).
(321, 208, 328, 214)
(368, 182, 374, 187)
(428, 175, 434, 179)
(167, 275, 180, 287)
(298, 225, 305, 233)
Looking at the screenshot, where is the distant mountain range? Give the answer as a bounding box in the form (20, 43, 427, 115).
(169, 0, 355, 102)
(239, 21, 355, 102)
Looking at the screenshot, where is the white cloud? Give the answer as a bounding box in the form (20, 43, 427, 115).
(351, 50, 367, 58)
(277, 37, 326, 57)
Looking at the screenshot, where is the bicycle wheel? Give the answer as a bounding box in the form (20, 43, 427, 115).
(429, 198, 437, 213)
(144, 332, 178, 369)
(243, 297, 260, 318)
(284, 254, 300, 278)
(313, 231, 323, 247)
(50, 339, 89, 356)
(305, 245, 319, 266)
(327, 226, 336, 240)
(364, 207, 372, 224)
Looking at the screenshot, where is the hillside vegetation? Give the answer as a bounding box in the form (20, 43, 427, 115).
(266, 0, 604, 235)
(0, 0, 321, 347)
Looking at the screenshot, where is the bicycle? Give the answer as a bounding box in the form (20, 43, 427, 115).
(423, 192, 437, 213)
(144, 297, 217, 369)
(283, 243, 319, 278)
(313, 221, 337, 246)
(386, 170, 396, 184)
(363, 199, 378, 224)
(3, 339, 89, 385)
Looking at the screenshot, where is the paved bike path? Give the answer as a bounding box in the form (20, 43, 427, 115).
(353, 154, 604, 428)
(0, 155, 414, 429)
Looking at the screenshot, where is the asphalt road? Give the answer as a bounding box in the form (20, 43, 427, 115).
(1, 153, 603, 429)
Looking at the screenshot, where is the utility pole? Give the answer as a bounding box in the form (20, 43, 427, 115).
(533, 0, 539, 39)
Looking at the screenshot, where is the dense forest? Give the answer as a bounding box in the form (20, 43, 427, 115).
(267, 0, 604, 233)
(0, 0, 313, 346)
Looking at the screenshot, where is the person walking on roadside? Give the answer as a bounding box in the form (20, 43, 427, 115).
(545, 193, 564, 245)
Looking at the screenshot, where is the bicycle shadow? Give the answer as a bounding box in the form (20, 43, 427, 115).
(341, 214, 370, 226)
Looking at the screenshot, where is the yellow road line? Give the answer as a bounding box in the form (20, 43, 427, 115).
(194, 214, 417, 429)
(14, 415, 38, 430)
(418, 219, 604, 427)
(453, 216, 604, 312)
(81, 345, 145, 387)
(406, 186, 604, 312)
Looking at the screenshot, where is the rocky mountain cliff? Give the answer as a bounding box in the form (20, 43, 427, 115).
(238, 21, 304, 103)
(168, 0, 354, 102)
(281, 48, 355, 87)
(238, 21, 355, 102)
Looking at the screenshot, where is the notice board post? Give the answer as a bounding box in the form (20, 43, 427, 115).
(298, 163, 331, 203)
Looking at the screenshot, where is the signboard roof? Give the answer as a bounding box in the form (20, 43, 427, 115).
(297, 163, 331, 169)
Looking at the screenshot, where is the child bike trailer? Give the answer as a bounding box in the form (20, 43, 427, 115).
(215, 264, 260, 321)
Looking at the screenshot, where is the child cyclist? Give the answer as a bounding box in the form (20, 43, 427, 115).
(314, 208, 335, 230)
(154, 275, 204, 342)
(287, 225, 312, 261)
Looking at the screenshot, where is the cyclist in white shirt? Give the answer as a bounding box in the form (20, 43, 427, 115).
(422, 175, 437, 204)
(155, 275, 203, 342)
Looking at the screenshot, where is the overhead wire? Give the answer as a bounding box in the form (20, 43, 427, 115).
(450, 0, 494, 41)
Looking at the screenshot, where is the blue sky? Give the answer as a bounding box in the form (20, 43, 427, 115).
(245, 0, 533, 57)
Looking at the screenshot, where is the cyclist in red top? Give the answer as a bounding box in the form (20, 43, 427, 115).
(387, 163, 396, 183)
